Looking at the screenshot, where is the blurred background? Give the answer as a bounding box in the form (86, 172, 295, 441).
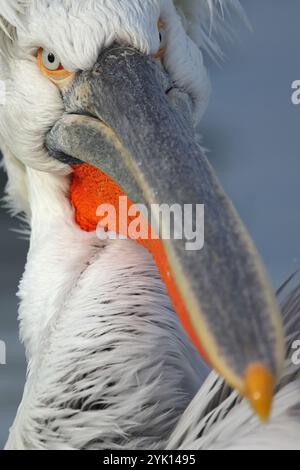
(0, 0, 299, 447)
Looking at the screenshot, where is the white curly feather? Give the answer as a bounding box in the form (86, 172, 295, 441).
(174, 0, 247, 57)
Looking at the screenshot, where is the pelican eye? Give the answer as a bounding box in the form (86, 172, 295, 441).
(155, 19, 166, 60)
(37, 48, 73, 82)
(42, 50, 62, 71)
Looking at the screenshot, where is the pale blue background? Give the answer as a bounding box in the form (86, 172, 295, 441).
(0, 0, 299, 447)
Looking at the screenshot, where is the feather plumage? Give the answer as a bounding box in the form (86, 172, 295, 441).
(5, 191, 208, 449)
(174, 0, 247, 57)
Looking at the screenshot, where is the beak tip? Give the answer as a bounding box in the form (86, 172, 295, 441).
(245, 363, 275, 423)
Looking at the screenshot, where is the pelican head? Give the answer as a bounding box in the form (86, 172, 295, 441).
(0, 0, 284, 420)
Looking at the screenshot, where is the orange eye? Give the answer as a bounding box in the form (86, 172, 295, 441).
(155, 19, 166, 60)
(37, 48, 73, 82)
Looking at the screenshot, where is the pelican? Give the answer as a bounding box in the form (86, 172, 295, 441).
(0, 0, 298, 450)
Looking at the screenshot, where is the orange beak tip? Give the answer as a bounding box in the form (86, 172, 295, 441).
(245, 363, 275, 423)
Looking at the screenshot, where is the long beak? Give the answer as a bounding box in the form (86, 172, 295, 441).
(46, 44, 285, 421)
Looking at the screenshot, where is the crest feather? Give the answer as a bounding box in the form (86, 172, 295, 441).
(0, 0, 29, 35)
(174, 0, 248, 58)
